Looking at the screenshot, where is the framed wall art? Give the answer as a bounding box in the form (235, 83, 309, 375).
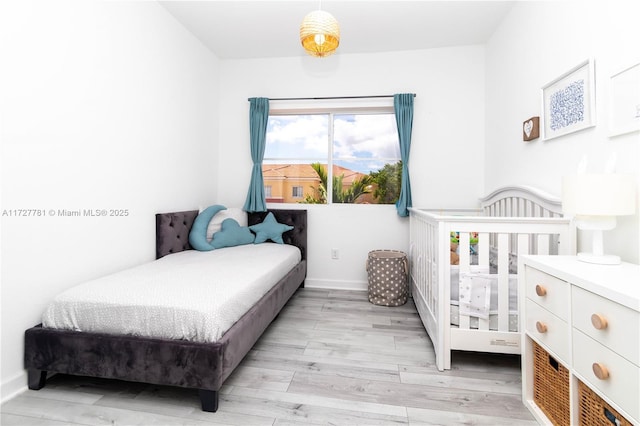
(523, 116, 540, 141)
(608, 61, 640, 137)
(542, 59, 596, 140)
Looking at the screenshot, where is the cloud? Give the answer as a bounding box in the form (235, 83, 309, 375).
(266, 115, 328, 157)
(265, 113, 400, 170)
(334, 114, 399, 159)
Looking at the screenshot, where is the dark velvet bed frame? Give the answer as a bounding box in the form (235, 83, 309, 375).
(24, 209, 307, 412)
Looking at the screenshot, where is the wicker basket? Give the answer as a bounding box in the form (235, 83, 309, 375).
(578, 380, 633, 426)
(533, 341, 571, 426)
(366, 250, 408, 306)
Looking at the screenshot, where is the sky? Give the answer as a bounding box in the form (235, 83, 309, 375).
(265, 113, 400, 174)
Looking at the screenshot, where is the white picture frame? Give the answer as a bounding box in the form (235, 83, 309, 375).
(609, 61, 640, 137)
(542, 59, 596, 141)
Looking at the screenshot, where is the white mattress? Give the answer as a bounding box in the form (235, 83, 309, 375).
(450, 306, 519, 332)
(42, 243, 301, 343)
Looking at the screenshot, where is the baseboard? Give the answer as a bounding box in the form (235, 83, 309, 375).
(1, 371, 27, 405)
(304, 278, 368, 291)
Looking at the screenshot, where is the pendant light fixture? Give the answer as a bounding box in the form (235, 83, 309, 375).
(299, 2, 340, 57)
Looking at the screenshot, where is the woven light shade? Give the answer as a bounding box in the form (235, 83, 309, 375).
(299, 10, 340, 57)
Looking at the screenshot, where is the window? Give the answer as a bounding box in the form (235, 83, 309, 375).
(263, 109, 401, 204)
(292, 186, 303, 198)
(264, 185, 272, 198)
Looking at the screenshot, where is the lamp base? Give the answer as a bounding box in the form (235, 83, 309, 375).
(577, 252, 621, 265)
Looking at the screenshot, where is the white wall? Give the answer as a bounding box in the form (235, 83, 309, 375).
(0, 0, 220, 400)
(217, 47, 486, 289)
(485, 1, 640, 263)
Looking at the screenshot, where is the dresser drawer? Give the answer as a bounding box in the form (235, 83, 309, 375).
(573, 330, 640, 422)
(572, 286, 640, 366)
(525, 266, 570, 321)
(525, 298, 570, 363)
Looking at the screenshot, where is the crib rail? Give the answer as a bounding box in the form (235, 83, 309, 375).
(480, 186, 564, 254)
(409, 207, 573, 371)
(479, 185, 563, 218)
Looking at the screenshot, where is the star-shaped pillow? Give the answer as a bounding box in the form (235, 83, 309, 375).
(249, 212, 294, 244)
(210, 218, 255, 249)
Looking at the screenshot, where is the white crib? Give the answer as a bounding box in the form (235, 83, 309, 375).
(409, 186, 575, 371)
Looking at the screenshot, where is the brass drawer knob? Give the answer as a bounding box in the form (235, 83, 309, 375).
(536, 321, 548, 333)
(591, 313, 608, 330)
(535, 284, 547, 297)
(592, 362, 610, 380)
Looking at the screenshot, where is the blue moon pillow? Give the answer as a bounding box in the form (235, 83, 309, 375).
(249, 212, 294, 244)
(210, 218, 255, 249)
(188, 205, 227, 251)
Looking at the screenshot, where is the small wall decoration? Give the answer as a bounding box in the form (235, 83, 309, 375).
(522, 116, 540, 141)
(609, 61, 640, 137)
(542, 59, 596, 140)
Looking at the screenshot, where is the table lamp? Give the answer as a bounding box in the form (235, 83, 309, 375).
(562, 173, 636, 265)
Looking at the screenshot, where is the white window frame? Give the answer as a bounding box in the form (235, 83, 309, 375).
(266, 98, 399, 205)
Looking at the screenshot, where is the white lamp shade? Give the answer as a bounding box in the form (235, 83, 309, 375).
(562, 174, 636, 216)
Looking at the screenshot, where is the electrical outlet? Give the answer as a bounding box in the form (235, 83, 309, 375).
(331, 248, 339, 259)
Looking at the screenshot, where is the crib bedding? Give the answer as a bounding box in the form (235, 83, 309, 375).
(450, 268, 518, 313)
(450, 247, 519, 321)
(42, 243, 301, 343)
(448, 246, 520, 330)
(449, 268, 518, 331)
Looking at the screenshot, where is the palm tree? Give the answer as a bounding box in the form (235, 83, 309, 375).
(303, 162, 372, 204)
(337, 174, 373, 203)
(302, 163, 328, 204)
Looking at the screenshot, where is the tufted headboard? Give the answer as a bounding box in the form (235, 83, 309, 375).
(156, 209, 307, 261)
(155, 210, 199, 259)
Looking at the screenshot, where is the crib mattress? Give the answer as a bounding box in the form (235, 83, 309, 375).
(42, 243, 301, 343)
(450, 306, 519, 332)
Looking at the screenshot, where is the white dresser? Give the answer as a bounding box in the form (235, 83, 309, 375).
(521, 255, 640, 425)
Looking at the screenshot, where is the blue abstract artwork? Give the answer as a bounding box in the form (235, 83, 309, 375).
(542, 59, 594, 140)
(549, 79, 585, 131)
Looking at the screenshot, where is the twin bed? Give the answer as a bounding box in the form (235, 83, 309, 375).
(24, 208, 307, 412)
(409, 186, 575, 371)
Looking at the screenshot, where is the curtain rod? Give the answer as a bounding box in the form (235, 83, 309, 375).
(247, 94, 416, 101)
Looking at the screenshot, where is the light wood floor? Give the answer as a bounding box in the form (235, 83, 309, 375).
(1, 288, 536, 425)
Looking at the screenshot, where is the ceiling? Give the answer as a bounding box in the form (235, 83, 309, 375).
(159, 1, 515, 59)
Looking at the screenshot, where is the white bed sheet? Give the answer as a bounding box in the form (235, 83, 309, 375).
(42, 243, 301, 343)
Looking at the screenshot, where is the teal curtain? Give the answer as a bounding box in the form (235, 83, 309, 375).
(394, 93, 414, 217)
(243, 97, 270, 212)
